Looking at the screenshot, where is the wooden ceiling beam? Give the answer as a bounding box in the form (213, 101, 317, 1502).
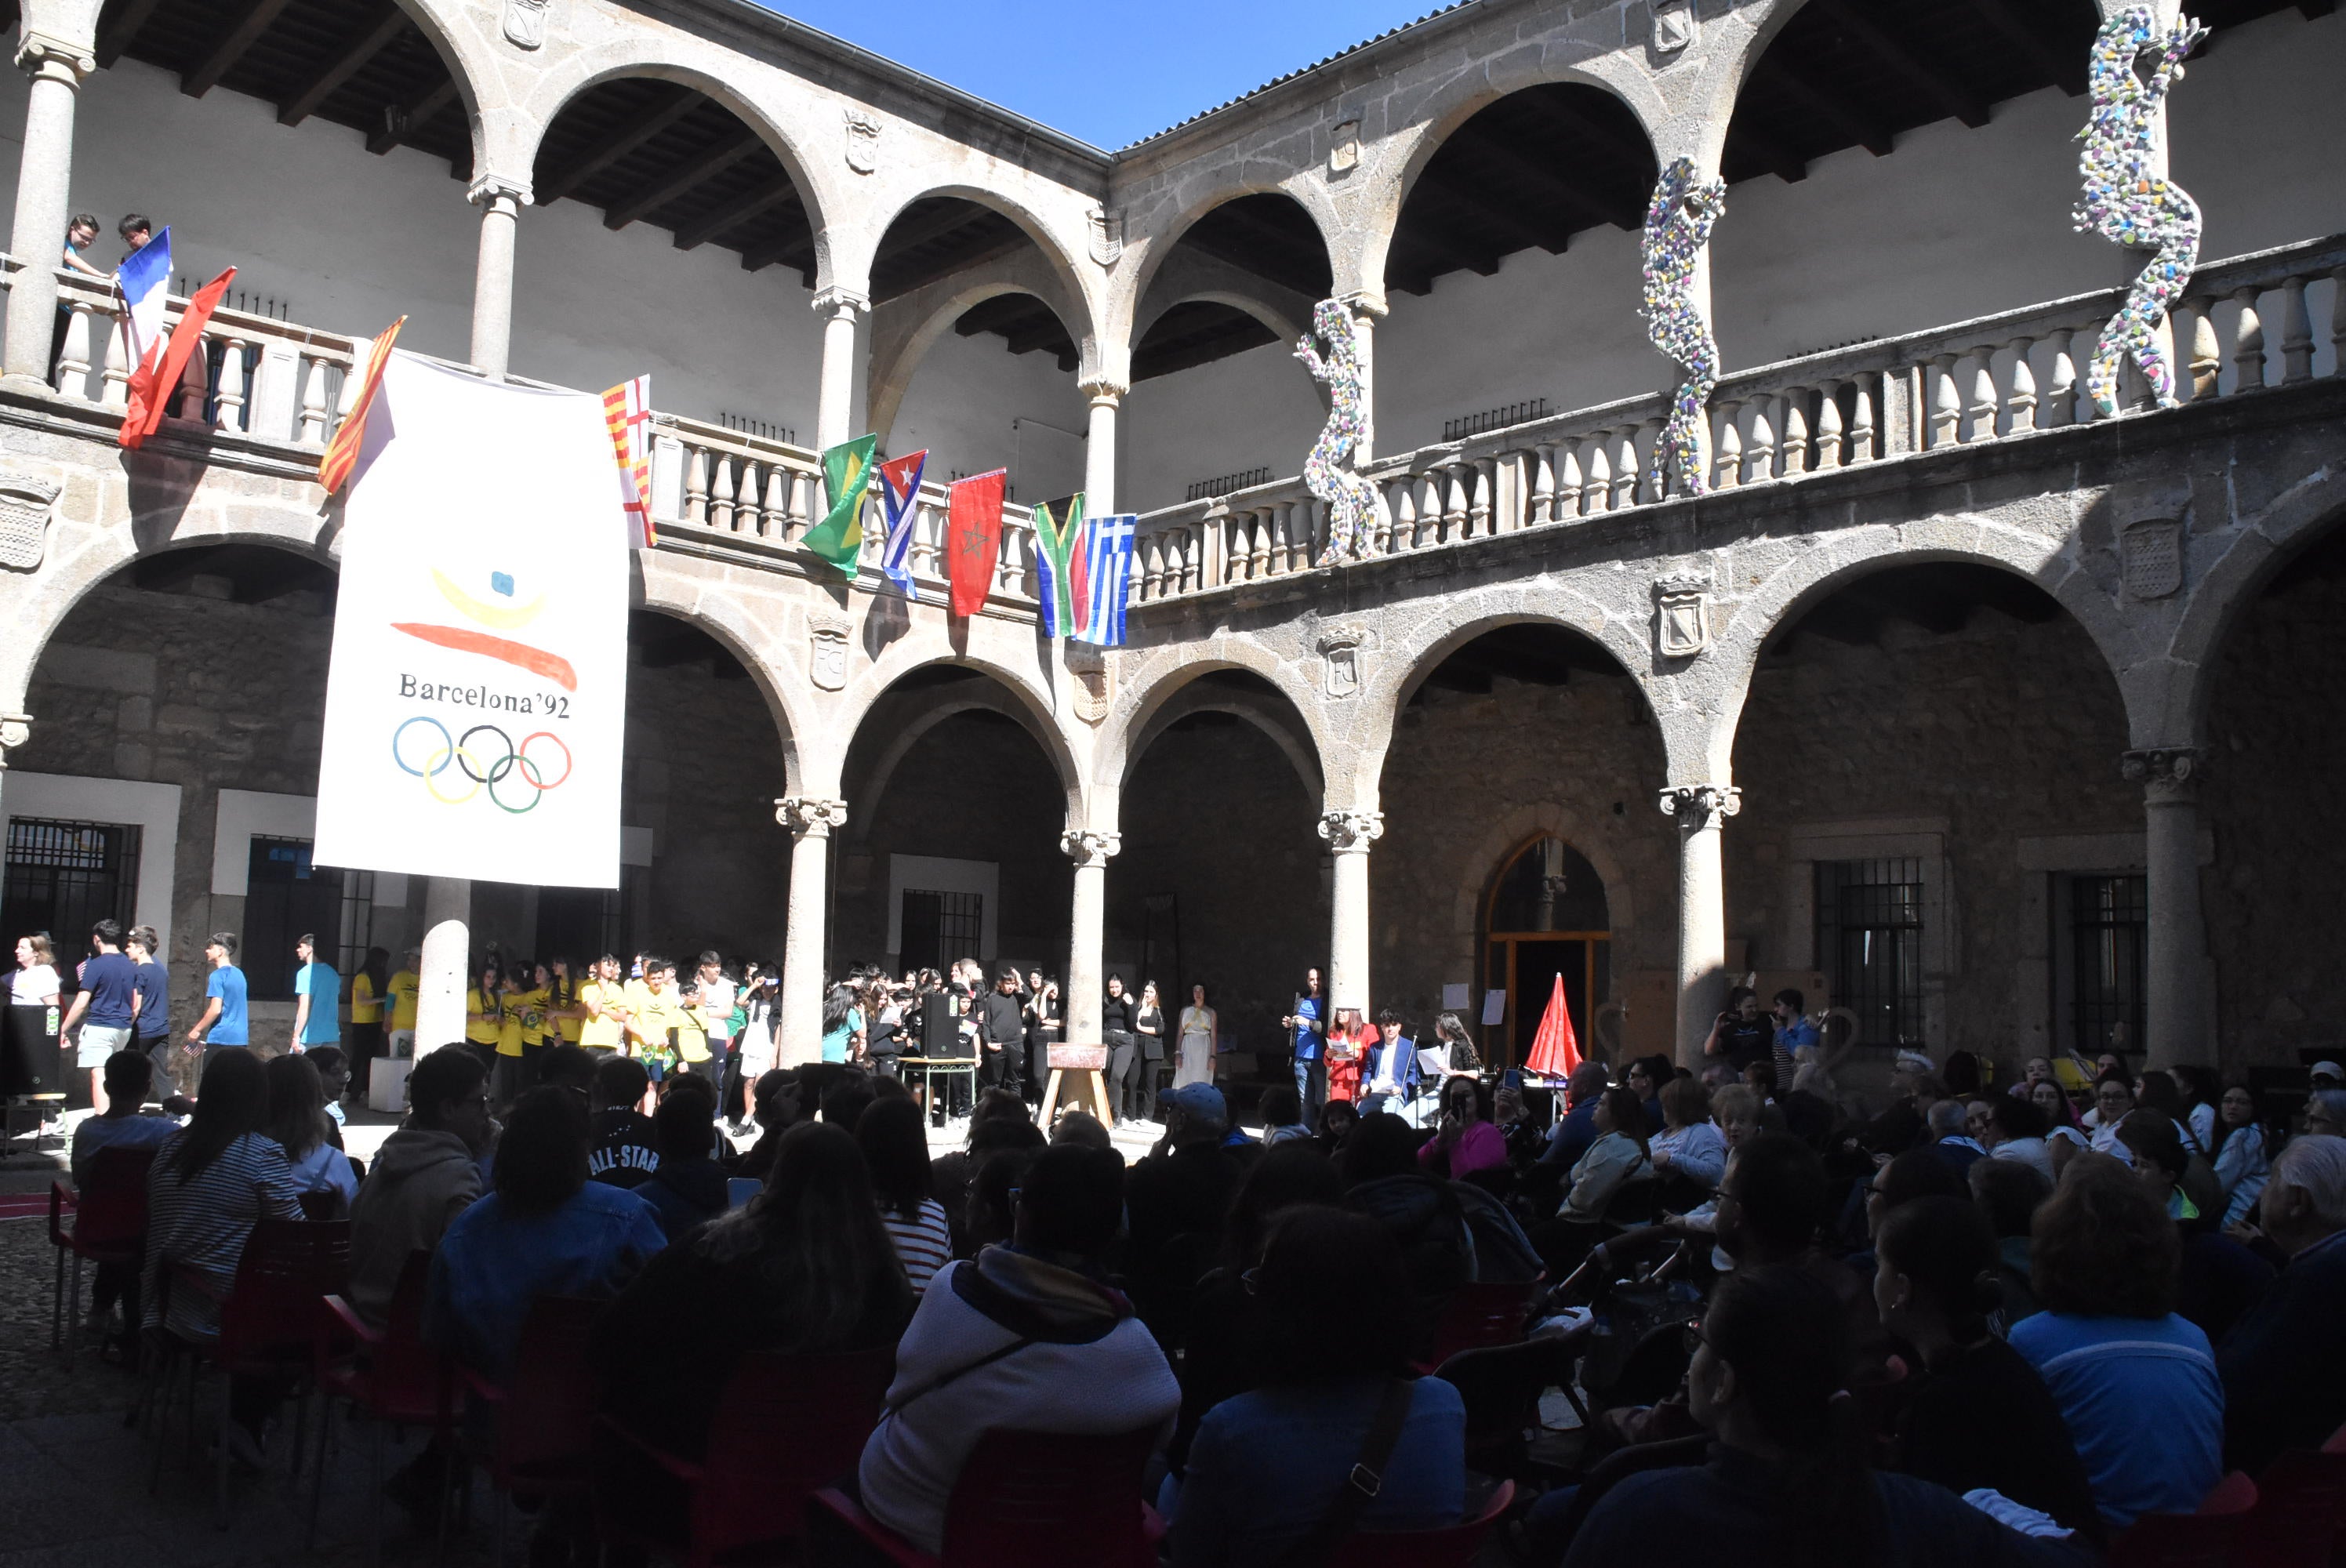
(874, 200, 1004, 265)
(537, 85, 699, 205)
(278, 2, 411, 126)
(1443, 121, 1620, 234)
(604, 129, 760, 230)
(674, 176, 802, 251)
(96, 0, 165, 69)
(183, 0, 296, 98)
(367, 75, 456, 155)
(1812, 0, 1989, 128)
(867, 233, 1030, 301)
(1970, 0, 2085, 95)
(1543, 98, 1658, 176)
(1762, 53, 1894, 155)
(1002, 312, 1075, 356)
(1728, 119, 1809, 184)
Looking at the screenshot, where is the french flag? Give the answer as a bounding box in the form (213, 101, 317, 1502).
(118, 228, 236, 451)
(116, 227, 172, 378)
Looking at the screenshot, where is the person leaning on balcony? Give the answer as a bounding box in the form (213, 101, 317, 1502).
(117, 213, 152, 263)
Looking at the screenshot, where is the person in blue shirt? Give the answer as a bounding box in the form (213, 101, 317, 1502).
(60, 919, 138, 1112)
(1280, 966, 1327, 1125)
(1770, 987, 1821, 1085)
(188, 931, 248, 1052)
(289, 932, 341, 1052)
(125, 924, 172, 1097)
(426, 1084, 665, 1380)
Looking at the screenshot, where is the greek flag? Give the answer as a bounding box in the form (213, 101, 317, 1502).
(1076, 512, 1135, 646)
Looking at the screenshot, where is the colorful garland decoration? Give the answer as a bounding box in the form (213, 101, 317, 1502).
(1295, 298, 1379, 565)
(2074, 5, 2209, 416)
(1641, 158, 1727, 497)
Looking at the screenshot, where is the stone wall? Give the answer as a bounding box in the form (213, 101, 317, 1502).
(2200, 541, 2346, 1065)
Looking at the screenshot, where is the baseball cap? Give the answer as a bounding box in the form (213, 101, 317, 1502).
(1164, 1083, 1229, 1127)
(2313, 1062, 2344, 1084)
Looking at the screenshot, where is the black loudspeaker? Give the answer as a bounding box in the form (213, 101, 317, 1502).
(1, 1005, 56, 1098)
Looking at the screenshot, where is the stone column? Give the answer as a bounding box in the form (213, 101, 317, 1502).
(812, 288, 870, 452)
(1062, 829, 1120, 1045)
(1340, 292, 1388, 463)
(2126, 748, 2210, 1066)
(1319, 809, 1384, 1018)
(2, 36, 93, 390)
(1081, 379, 1125, 512)
(1659, 783, 1740, 1069)
(776, 796, 848, 1066)
(414, 875, 470, 1054)
(467, 176, 527, 382)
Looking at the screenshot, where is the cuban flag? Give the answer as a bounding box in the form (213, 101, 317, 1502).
(116, 227, 172, 374)
(1076, 512, 1136, 647)
(877, 448, 928, 600)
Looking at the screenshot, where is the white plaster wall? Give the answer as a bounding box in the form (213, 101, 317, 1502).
(1119, 338, 1327, 514)
(888, 325, 1087, 505)
(0, 56, 827, 430)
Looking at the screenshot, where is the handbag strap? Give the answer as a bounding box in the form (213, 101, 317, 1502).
(881, 1334, 1036, 1416)
(1280, 1377, 1416, 1568)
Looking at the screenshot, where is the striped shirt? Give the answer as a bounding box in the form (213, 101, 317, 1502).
(881, 1199, 953, 1293)
(140, 1130, 304, 1339)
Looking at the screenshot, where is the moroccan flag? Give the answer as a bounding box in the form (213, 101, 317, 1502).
(1031, 493, 1088, 639)
(318, 316, 405, 492)
(802, 434, 878, 574)
(876, 449, 927, 600)
(1525, 971, 1581, 1080)
(946, 469, 1005, 616)
(600, 373, 654, 548)
(120, 265, 234, 451)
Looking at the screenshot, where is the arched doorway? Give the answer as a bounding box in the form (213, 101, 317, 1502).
(1480, 835, 1610, 1069)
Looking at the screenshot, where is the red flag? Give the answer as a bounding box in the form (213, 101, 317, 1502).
(318, 316, 405, 493)
(947, 469, 1006, 617)
(1525, 971, 1581, 1079)
(119, 267, 235, 450)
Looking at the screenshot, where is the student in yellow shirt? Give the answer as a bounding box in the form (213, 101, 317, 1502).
(548, 956, 585, 1047)
(578, 954, 628, 1056)
(386, 948, 420, 1057)
(626, 958, 688, 1106)
(465, 959, 504, 1082)
(508, 963, 552, 1089)
(347, 945, 388, 1106)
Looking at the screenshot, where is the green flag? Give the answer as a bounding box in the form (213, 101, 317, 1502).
(801, 434, 879, 574)
(1032, 493, 1085, 638)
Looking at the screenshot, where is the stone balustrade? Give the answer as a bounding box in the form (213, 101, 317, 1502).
(651, 415, 1040, 604)
(1130, 232, 2346, 604)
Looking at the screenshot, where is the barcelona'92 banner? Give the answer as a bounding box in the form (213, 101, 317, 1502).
(312, 352, 629, 887)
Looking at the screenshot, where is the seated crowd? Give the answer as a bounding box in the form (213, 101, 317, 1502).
(74, 1001, 2346, 1566)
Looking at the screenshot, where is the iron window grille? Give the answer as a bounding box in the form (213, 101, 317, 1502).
(2068, 873, 2148, 1056)
(1815, 858, 1925, 1050)
(899, 889, 982, 973)
(243, 837, 342, 1001)
(3, 818, 142, 994)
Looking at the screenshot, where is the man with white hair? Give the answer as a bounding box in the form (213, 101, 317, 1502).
(2217, 1134, 2346, 1470)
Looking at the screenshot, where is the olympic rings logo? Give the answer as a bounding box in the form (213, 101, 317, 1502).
(392, 717, 573, 814)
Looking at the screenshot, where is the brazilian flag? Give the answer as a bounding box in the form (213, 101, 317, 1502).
(801, 434, 880, 574)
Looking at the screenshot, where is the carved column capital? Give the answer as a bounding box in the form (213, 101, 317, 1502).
(775, 796, 848, 839)
(1060, 829, 1122, 868)
(1317, 809, 1385, 854)
(466, 173, 532, 212)
(0, 713, 31, 764)
(1657, 783, 1741, 830)
(2122, 747, 2201, 803)
(16, 34, 94, 82)
(812, 286, 870, 320)
(1079, 377, 1128, 407)
(1338, 289, 1389, 321)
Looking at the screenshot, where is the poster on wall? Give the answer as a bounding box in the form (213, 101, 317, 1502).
(312, 353, 628, 887)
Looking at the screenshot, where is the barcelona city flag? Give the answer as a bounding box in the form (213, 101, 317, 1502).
(801, 434, 879, 574)
(1524, 971, 1581, 1079)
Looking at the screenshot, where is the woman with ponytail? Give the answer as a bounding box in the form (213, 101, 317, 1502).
(1875, 1197, 2101, 1541)
(1563, 1264, 2090, 1566)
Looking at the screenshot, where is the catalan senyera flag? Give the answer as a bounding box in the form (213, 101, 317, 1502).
(1031, 493, 1088, 640)
(120, 265, 235, 452)
(1524, 971, 1582, 1080)
(318, 316, 406, 492)
(946, 469, 1006, 617)
(803, 434, 879, 575)
(601, 374, 655, 548)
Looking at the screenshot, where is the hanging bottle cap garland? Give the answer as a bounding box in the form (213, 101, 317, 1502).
(1295, 298, 1380, 565)
(1641, 158, 1727, 499)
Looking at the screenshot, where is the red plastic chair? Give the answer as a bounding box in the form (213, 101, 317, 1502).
(307, 1251, 452, 1565)
(48, 1144, 156, 1367)
(2107, 1471, 2259, 1568)
(1416, 1276, 1540, 1371)
(594, 1345, 895, 1566)
(444, 1294, 603, 1563)
(1327, 1478, 1516, 1568)
(143, 1218, 351, 1528)
(2237, 1450, 2345, 1568)
(813, 1423, 1165, 1566)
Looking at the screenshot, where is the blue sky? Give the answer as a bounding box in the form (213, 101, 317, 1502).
(761, 0, 1447, 148)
